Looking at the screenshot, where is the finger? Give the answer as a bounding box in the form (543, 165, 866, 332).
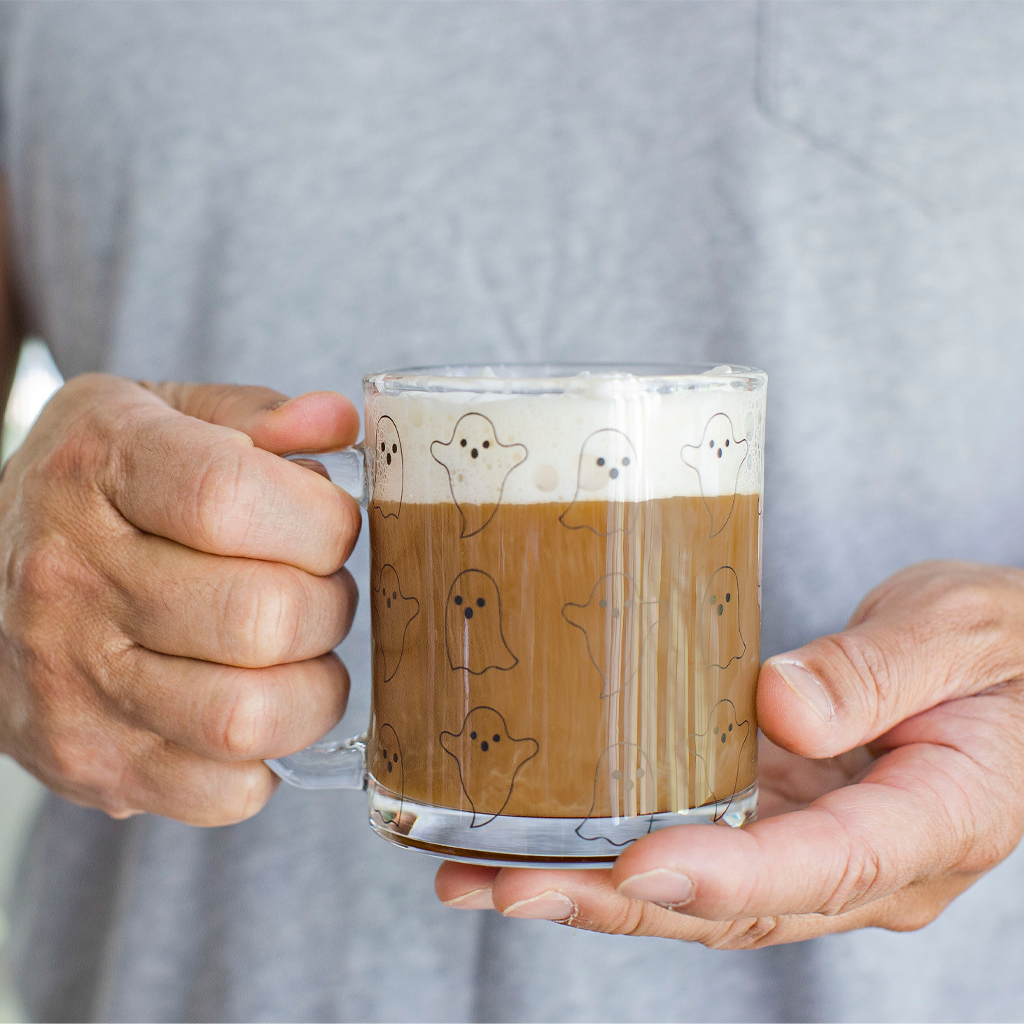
(29, 718, 281, 828)
(128, 750, 281, 828)
(140, 382, 361, 456)
(101, 396, 361, 575)
(106, 648, 350, 761)
(611, 739, 992, 923)
(482, 865, 953, 947)
(757, 560, 1024, 757)
(102, 531, 359, 666)
(434, 862, 499, 910)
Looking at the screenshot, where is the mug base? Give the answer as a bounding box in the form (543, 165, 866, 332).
(367, 780, 758, 868)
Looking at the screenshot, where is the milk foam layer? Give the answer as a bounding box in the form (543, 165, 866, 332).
(365, 377, 765, 506)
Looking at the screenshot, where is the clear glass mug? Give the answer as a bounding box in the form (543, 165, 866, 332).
(268, 364, 766, 868)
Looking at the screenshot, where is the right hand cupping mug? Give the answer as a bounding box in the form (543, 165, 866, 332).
(267, 363, 767, 867)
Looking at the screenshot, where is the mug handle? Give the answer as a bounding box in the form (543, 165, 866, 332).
(265, 445, 370, 791)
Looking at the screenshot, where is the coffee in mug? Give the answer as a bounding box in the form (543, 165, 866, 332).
(269, 364, 766, 867)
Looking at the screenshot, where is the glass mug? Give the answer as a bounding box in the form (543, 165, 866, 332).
(268, 363, 766, 868)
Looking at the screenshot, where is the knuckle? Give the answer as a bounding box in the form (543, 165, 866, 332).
(213, 679, 279, 760)
(221, 568, 306, 667)
(34, 407, 111, 485)
(45, 729, 122, 798)
(13, 533, 71, 604)
(215, 766, 277, 824)
(820, 632, 899, 724)
(191, 452, 260, 554)
(816, 817, 884, 915)
(706, 916, 783, 950)
(603, 899, 653, 937)
(929, 578, 1001, 631)
(45, 732, 91, 786)
(251, 581, 305, 666)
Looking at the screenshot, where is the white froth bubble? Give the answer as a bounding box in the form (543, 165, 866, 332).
(534, 465, 559, 492)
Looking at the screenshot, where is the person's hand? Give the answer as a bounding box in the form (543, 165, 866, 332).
(436, 561, 1024, 945)
(0, 373, 360, 825)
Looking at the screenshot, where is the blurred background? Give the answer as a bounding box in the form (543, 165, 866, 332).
(0, 340, 62, 1023)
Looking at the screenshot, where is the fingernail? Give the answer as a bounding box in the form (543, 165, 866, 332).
(267, 399, 289, 411)
(503, 891, 577, 921)
(617, 868, 694, 906)
(443, 887, 495, 911)
(773, 660, 834, 724)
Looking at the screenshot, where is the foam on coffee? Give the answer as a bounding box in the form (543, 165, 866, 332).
(365, 371, 764, 506)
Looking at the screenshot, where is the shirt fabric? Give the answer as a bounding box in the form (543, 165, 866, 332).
(3, 2, 1024, 1021)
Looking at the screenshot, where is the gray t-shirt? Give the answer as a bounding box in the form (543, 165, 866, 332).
(4, 2, 1024, 1020)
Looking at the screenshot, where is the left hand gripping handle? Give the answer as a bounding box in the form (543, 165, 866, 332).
(266, 444, 370, 790)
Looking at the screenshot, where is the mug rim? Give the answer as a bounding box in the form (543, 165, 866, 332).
(364, 362, 767, 396)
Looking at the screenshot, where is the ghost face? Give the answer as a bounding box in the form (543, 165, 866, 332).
(445, 569, 518, 675)
(439, 706, 538, 826)
(372, 416, 404, 517)
(688, 699, 751, 814)
(701, 566, 745, 670)
(370, 723, 404, 828)
(430, 413, 527, 538)
(373, 564, 420, 682)
(681, 413, 748, 537)
(575, 742, 656, 845)
(562, 573, 665, 698)
(560, 430, 640, 535)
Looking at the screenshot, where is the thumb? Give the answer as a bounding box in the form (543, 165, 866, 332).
(757, 561, 1024, 759)
(140, 381, 360, 455)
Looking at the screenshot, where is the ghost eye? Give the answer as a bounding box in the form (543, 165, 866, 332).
(483, 440, 490, 448)
(599, 599, 607, 609)
(492, 734, 500, 742)
(709, 439, 715, 448)
(454, 595, 463, 605)
(597, 457, 605, 466)
(725, 593, 731, 602)
(636, 767, 644, 778)
(392, 591, 397, 600)
(382, 749, 388, 759)
(622, 457, 630, 466)
(728, 723, 733, 732)
(725, 439, 730, 447)
(392, 444, 397, 454)
(381, 442, 386, 452)
(476, 597, 485, 608)
(611, 770, 622, 780)
(710, 594, 716, 604)
(714, 726, 719, 735)
(470, 731, 477, 739)
(460, 438, 467, 447)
